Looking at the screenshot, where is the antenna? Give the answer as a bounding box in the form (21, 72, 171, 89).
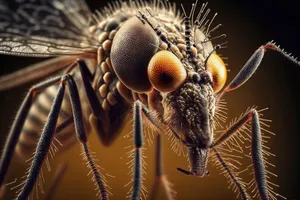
(181, 3, 194, 59)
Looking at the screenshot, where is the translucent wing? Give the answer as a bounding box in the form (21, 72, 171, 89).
(0, 56, 78, 91)
(0, 34, 97, 56)
(0, 0, 98, 57)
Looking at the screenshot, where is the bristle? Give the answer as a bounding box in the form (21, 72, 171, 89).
(163, 106, 188, 156)
(214, 106, 284, 199)
(214, 97, 228, 129)
(205, 12, 218, 36)
(265, 41, 300, 66)
(167, 130, 187, 156)
(212, 148, 249, 199)
(80, 143, 110, 199)
(125, 147, 148, 200)
(124, 109, 160, 147)
(215, 41, 228, 50)
(124, 109, 148, 200)
(203, 33, 226, 43)
(161, 175, 177, 200)
(198, 8, 210, 30)
(191, 0, 198, 27)
(10, 137, 63, 200)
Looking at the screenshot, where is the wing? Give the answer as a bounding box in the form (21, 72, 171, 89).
(0, 0, 98, 57)
(0, 56, 79, 91)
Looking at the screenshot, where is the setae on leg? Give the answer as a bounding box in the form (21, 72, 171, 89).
(211, 109, 269, 200)
(149, 134, 174, 200)
(0, 76, 61, 188)
(17, 77, 66, 200)
(131, 101, 143, 200)
(131, 100, 173, 200)
(218, 41, 300, 99)
(14, 73, 108, 200)
(212, 148, 249, 200)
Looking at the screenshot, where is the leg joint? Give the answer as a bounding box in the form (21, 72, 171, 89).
(134, 100, 143, 107)
(247, 108, 258, 119)
(29, 76, 61, 95)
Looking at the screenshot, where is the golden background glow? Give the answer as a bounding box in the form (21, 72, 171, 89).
(0, 0, 299, 199)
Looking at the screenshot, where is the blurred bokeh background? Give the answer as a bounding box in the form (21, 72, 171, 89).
(0, 0, 300, 199)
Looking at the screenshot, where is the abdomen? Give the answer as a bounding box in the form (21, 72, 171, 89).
(15, 69, 91, 159)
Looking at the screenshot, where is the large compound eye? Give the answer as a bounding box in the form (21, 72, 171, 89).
(111, 17, 158, 92)
(206, 53, 227, 93)
(148, 51, 186, 93)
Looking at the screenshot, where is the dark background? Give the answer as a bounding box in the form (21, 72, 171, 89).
(0, 0, 300, 199)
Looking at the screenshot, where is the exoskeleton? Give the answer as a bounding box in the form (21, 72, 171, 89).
(0, 0, 299, 200)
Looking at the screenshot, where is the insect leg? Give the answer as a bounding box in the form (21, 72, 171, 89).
(64, 60, 113, 199)
(131, 101, 144, 200)
(61, 74, 108, 200)
(0, 76, 61, 188)
(211, 109, 269, 200)
(66, 59, 115, 145)
(132, 101, 173, 200)
(212, 148, 249, 200)
(65, 59, 106, 130)
(149, 134, 162, 200)
(219, 42, 300, 96)
(149, 134, 174, 200)
(70, 59, 104, 119)
(17, 77, 66, 200)
(16, 74, 107, 200)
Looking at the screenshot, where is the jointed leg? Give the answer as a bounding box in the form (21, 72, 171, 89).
(213, 41, 300, 199)
(218, 41, 300, 98)
(16, 74, 108, 200)
(0, 59, 93, 188)
(212, 148, 249, 200)
(149, 134, 174, 200)
(0, 76, 61, 188)
(0, 58, 110, 199)
(131, 101, 143, 200)
(149, 134, 161, 200)
(64, 63, 109, 199)
(17, 77, 66, 199)
(131, 101, 173, 200)
(65, 59, 104, 119)
(211, 109, 269, 200)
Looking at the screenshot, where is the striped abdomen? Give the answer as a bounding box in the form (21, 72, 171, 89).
(15, 68, 92, 159)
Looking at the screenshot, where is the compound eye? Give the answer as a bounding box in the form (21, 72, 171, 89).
(148, 50, 186, 93)
(206, 53, 227, 93)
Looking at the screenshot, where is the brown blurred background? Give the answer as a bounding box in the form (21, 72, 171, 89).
(0, 0, 300, 199)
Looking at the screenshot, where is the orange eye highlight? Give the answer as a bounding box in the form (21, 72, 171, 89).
(206, 53, 227, 93)
(148, 51, 186, 93)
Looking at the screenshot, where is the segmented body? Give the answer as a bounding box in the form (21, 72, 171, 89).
(1, 0, 296, 200)
(17, 1, 216, 155)
(16, 68, 91, 158)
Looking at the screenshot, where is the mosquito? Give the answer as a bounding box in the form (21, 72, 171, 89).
(0, 0, 299, 200)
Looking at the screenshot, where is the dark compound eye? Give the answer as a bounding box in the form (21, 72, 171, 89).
(111, 17, 159, 92)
